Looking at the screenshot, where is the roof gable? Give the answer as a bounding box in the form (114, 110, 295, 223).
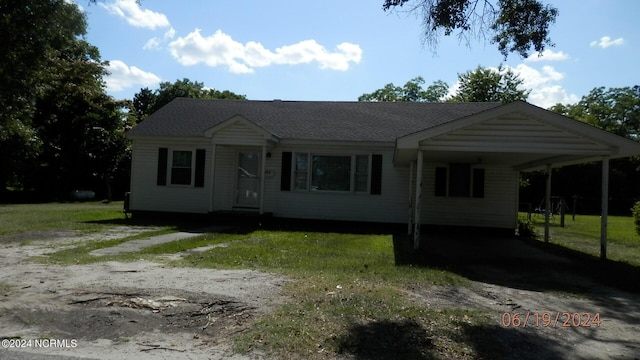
(395, 101, 640, 169)
(203, 115, 280, 145)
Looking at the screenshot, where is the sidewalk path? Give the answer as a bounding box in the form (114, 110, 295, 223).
(89, 226, 227, 256)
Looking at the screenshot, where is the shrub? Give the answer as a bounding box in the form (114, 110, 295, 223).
(632, 201, 640, 236)
(517, 219, 539, 240)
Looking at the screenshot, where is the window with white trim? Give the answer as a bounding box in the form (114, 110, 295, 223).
(434, 164, 485, 198)
(171, 150, 193, 185)
(157, 148, 206, 188)
(293, 153, 370, 193)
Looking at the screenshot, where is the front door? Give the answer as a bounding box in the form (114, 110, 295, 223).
(235, 152, 260, 208)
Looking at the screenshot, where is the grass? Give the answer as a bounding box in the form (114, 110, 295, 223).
(0, 202, 126, 236)
(526, 213, 640, 266)
(166, 231, 495, 359)
(13, 203, 639, 359)
(47, 227, 492, 359)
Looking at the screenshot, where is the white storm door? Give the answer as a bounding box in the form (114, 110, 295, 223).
(235, 152, 260, 208)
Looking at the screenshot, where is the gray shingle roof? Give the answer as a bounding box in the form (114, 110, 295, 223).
(127, 98, 502, 142)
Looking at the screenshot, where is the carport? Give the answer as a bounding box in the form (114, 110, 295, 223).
(396, 101, 640, 259)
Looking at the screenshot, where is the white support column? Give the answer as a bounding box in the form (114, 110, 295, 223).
(209, 143, 217, 212)
(413, 151, 424, 250)
(259, 145, 267, 215)
(408, 161, 415, 235)
(600, 156, 609, 261)
(545, 164, 552, 243)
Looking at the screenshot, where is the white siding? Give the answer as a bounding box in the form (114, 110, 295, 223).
(422, 115, 611, 154)
(129, 140, 212, 214)
(267, 146, 409, 223)
(421, 164, 518, 229)
(212, 122, 267, 146)
(132, 138, 520, 228)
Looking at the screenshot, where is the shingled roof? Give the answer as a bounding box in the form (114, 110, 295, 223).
(127, 98, 503, 142)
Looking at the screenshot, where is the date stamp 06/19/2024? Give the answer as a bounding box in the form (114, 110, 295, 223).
(501, 311, 602, 328)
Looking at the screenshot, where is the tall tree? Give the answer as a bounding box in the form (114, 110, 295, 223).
(1, 0, 131, 201)
(550, 86, 640, 141)
(358, 77, 449, 102)
(133, 79, 246, 122)
(541, 86, 640, 215)
(382, 0, 558, 58)
(449, 65, 529, 103)
(31, 33, 129, 201)
(0, 0, 88, 192)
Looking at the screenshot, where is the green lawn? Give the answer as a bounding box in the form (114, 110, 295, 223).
(169, 231, 486, 359)
(526, 213, 640, 266)
(8, 203, 640, 359)
(0, 201, 126, 236)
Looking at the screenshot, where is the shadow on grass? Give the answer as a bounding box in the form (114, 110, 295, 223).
(85, 212, 260, 234)
(335, 319, 435, 360)
(393, 229, 640, 295)
(334, 318, 570, 360)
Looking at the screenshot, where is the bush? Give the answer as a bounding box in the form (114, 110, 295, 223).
(517, 219, 539, 240)
(632, 201, 640, 236)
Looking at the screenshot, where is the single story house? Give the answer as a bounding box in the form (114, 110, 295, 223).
(126, 98, 640, 251)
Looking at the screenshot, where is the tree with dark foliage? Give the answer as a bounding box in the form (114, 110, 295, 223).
(382, 0, 558, 58)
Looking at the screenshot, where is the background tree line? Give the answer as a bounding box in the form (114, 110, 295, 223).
(0, 1, 244, 203)
(1, 0, 637, 214)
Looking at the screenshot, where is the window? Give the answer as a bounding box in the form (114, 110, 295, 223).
(434, 167, 447, 197)
(171, 150, 192, 185)
(311, 155, 352, 191)
(449, 163, 471, 197)
(294, 153, 309, 190)
(434, 164, 484, 198)
(354, 155, 369, 192)
(157, 148, 206, 188)
(286, 153, 378, 193)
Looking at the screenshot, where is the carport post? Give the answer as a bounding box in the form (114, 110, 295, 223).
(259, 145, 267, 215)
(545, 164, 552, 243)
(408, 161, 415, 235)
(413, 151, 423, 250)
(600, 156, 609, 261)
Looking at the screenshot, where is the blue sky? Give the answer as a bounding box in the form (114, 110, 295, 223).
(77, 0, 639, 108)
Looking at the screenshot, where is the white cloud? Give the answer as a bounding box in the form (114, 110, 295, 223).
(590, 36, 624, 48)
(105, 60, 161, 92)
(143, 28, 176, 51)
(143, 37, 161, 50)
(525, 49, 569, 62)
(509, 64, 579, 108)
(168, 29, 362, 74)
(100, 0, 169, 30)
(164, 27, 176, 40)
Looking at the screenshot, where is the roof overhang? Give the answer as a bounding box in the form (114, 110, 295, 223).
(394, 101, 640, 170)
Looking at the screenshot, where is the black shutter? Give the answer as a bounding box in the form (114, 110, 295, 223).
(157, 148, 168, 186)
(370, 154, 382, 195)
(281, 152, 292, 191)
(472, 168, 485, 198)
(194, 149, 206, 188)
(435, 167, 447, 196)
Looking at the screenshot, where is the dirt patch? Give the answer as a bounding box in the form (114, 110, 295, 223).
(0, 228, 288, 359)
